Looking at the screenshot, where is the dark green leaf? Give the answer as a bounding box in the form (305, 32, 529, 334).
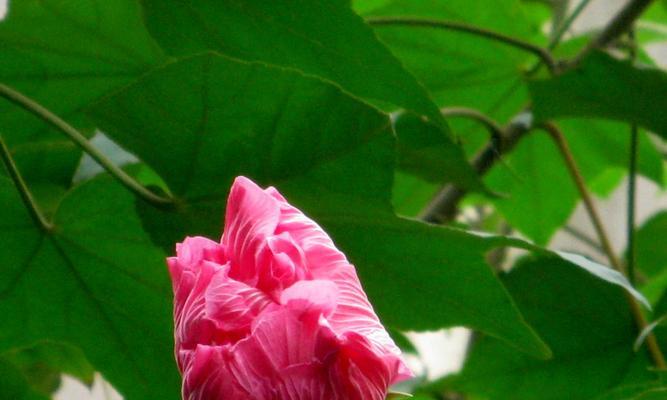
(139, 0, 448, 131)
(636, 211, 667, 279)
(440, 257, 654, 400)
(0, 357, 48, 400)
(86, 52, 550, 358)
(529, 52, 667, 139)
(0, 176, 180, 400)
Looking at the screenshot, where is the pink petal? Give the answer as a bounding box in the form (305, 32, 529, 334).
(222, 176, 282, 285)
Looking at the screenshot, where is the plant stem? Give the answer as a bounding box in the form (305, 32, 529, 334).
(627, 28, 639, 285)
(440, 107, 505, 147)
(0, 136, 53, 232)
(627, 124, 639, 285)
(544, 122, 666, 369)
(420, 111, 530, 223)
(0, 83, 173, 207)
(366, 16, 557, 74)
(573, 0, 655, 64)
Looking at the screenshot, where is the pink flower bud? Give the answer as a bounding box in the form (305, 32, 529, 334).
(167, 176, 412, 399)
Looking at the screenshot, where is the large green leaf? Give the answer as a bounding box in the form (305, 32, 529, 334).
(86, 52, 550, 358)
(0, 176, 180, 400)
(0, 0, 164, 185)
(529, 52, 667, 139)
(138, 0, 447, 131)
(438, 257, 654, 400)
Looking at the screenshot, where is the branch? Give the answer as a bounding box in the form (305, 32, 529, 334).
(544, 122, 666, 370)
(366, 16, 557, 74)
(573, 0, 655, 64)
(0, 83, 174, 207)
(0, 136, 53, 232)
(440, 107, 505, 147)
(420, 111, 531, 223)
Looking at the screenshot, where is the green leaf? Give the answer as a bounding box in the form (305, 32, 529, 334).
(0, 357, 49, 400)
(138, 0, 447, 132)
(631, 212, 667, 304)
(391, 172, 439, 218)
(636, 211, 667, 278)
(529, 52, 667, 140)
(3, 341, 95, 394)
(86, 52, 550, 358)
(440, 256, 654, 400)
(596, 383, 667, 400)
(0, 0, 165, 190)
(0, 176, 180, 400)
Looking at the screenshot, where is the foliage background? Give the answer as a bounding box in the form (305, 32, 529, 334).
(3, 0, 667, 399)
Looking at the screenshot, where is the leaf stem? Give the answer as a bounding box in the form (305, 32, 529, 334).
(0, 83, 173, 207)
(366, 16, 557, 74)
(440, 107, 505, 148)
(544, 122, 666, 369)
(0, 136, 53, 232)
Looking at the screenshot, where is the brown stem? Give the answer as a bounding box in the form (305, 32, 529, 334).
(440, 107, 505, 147)
(544, 122, 666, 370)
(420, 111, 531, 223)
(366, 16, 557, 74)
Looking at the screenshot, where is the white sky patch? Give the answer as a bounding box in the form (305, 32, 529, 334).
(0, 0, 8, 21)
